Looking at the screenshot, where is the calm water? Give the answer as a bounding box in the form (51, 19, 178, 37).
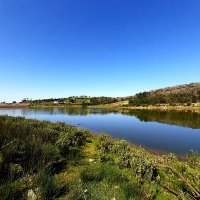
(0, 107, 200, 154)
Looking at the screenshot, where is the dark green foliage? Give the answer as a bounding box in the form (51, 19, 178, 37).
(0, 182, 26, 200)
(38, 167, 68, 200)
(9, 164, 23, 180)
(41, 143, 61, 163)
(30, 96, 118, 106)
(89, 96, 118, 105)
(38, 170, 56, 200)
(1, 116, 200, 199)
(56, 128, 88, 156)
(0, 116, 88, 199)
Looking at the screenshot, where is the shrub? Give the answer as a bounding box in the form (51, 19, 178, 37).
(38, 170, 56, 200)
(38, 169, 68, 200)
(56, 129, 88, 156)
(9, 163, 23, 180)
(97, 135, 114, 154)
(41, 143, 60, 163)
(0, 182, 26, 200)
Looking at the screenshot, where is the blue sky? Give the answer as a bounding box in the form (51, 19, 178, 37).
(0, 0, 200, 102)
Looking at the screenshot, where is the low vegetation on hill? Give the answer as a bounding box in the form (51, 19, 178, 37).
(129, 83, 200, 106)
(25, 96, 119, 106)
(0, 116, 200, 200)
(6, 82, 200, 109)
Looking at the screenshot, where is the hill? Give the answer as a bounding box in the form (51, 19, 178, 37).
(25, 96, 119, 106)
(129, 83, 200, 106)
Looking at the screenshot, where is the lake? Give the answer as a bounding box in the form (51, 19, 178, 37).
(0, 107, 200, 154)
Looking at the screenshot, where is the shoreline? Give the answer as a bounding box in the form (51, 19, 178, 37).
(1, 103, 200, 113)
(121, 105, 200, 114)
(0, 103, 29, 108)
(89, 104, 200, 114)
(0, 116, 199, 199)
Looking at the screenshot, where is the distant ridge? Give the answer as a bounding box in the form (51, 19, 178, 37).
(2, 83, 200, 106)
(129, 82, 200, 105)
(149, 82, 200, 95)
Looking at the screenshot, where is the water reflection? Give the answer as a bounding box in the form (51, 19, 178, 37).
(126, 110, 200, 129)
(28, 107, 118, 116)
(0, 107, 200, 154)
(28, 107, 200, 129)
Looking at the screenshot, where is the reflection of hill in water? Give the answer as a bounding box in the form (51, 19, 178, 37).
(29, 107, 117, 116)
(126, 110, 200, 129)
(24, 107, 200, 129)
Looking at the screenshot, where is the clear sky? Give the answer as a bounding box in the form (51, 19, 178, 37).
(0, 0, 200, 102)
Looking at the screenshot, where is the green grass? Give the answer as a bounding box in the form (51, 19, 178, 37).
(0, 116, 200, 199)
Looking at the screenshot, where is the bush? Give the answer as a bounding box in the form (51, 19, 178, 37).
(97, 135, 114, 153)
(38, 169, 68, 200)
(38, 170, 56, 200)
(41, 143, 60, 163)
(0, 182, 26, 200)
(9, 164, 23, 180)
(56, 129, 88, 156)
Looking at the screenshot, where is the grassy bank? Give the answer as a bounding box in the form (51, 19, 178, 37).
(0, 103, 29, 108)
(122, 104, 200, 114)
(0, 116, 200, 199)
(90, 103, 200, 115)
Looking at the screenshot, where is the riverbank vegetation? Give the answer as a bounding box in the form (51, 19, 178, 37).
(0, 116, 200, 199)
